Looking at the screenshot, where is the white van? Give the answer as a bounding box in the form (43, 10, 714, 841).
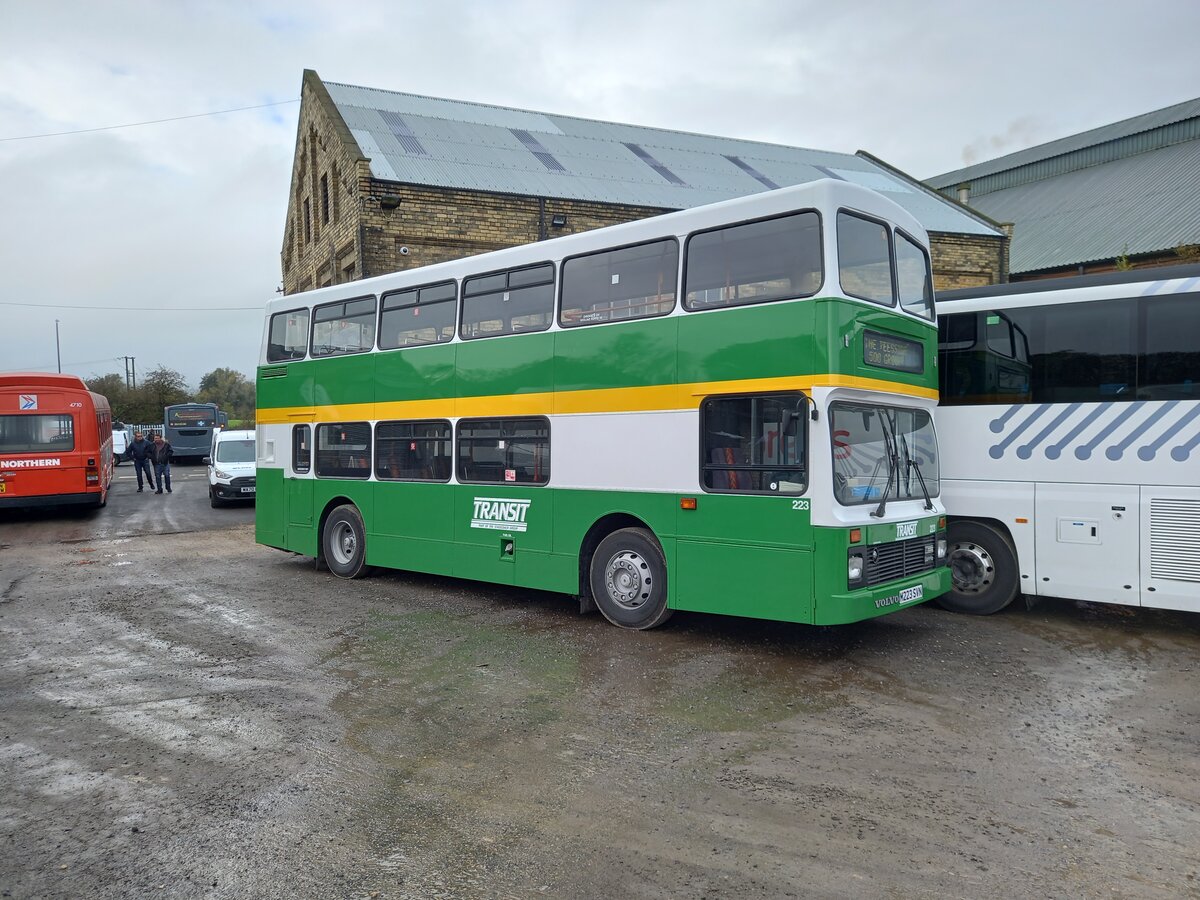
(112, 422, 132, 465)
(203, 428, 256, 507)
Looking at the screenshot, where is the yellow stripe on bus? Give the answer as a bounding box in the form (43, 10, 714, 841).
(256, 374, 938, 424)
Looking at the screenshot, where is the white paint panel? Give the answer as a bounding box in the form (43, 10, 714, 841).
(1034, 483, 1140, 606)
(942, 478, 1037, 591)
(552, 410, 698, 493)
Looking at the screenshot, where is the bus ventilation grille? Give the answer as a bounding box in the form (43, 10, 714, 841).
(1150, 498, 1200, 583)
(865, 536, 935, 587)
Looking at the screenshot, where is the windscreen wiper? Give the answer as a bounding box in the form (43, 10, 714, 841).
(870, 415, 899, 519)
(899, 432, 934, 511)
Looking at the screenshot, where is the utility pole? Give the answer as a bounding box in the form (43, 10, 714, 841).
(123, 356, 137, 389)
(55, 320, 61, 373)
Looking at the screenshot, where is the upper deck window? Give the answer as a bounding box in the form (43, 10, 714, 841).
(267, 308, 309, 362)
(379, 281, 457, 349)
(560, 239, 678, 326)
(895, 229, 934, 320)
(838, 211, 894, 307)
(311, 296, 376, 357)
(684, 212, 822, 310)
(461, 264, 554, 339)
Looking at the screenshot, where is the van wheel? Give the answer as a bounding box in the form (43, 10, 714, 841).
(589, 528, 672, 630)
(323, 504, 371, 579)
(937, 521, 1019, 615)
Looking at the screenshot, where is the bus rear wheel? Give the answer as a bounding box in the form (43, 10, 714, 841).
(589, 528, 673, 630)
(937, 520, 1019, 615)
(323, 504, 371, 579)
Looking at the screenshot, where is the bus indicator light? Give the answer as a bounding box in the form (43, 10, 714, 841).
(680, 497, 697, 510)
(849, 528, 862, 543)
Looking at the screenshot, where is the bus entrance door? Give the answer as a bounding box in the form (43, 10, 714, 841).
(286, 475, 313, 545)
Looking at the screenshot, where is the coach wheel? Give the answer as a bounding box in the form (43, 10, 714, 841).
(936, 520, 1019, 615)
(323, 504, 371, 579)
(589, 527, 673, 630)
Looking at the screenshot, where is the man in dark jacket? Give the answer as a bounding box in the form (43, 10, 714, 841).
(150, 434, 174, 494)
(128, 431, 155, 493)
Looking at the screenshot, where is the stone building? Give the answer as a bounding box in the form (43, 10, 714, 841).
(927, 96, 1200, 280)
(282, 69, 1007, 295)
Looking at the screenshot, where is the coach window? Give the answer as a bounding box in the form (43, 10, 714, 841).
(560, 239, 678, 325)
(376, 420, 452, 481)
(292, 424, 311, 474)
(1008, 298, 1136, 402)
(895, 229, 933, 319)
(315, 423, 371, 479)
(837, 212, 894, 306)
(457, 418, 550, 485)
(461, 264, 554, 339)
(1139, 293, 1200, 400)
(379, 281, 457, 349)
(267, 308, 309, 362)
(311, 296, 376, 357)
(684, 212, 822, 310)
(701, 393, 807, 494)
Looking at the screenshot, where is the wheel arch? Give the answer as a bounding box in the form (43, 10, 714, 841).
(316, 495, 359, 563)
(577, 512, 659, 600)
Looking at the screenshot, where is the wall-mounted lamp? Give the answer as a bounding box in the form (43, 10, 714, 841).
(550, 214, 567, 228)
(379, 194, 402, 210)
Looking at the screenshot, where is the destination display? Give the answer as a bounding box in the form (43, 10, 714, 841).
(863, 330, 924, 374)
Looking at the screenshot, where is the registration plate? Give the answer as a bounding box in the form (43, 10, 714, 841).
(240, 486, 256, 494)
(899, 584, 923, 603)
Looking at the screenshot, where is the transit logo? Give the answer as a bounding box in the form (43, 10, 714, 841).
(896, 520, 918, 539)
(0, 458, 60, 468)
(471, 497, 532, 532)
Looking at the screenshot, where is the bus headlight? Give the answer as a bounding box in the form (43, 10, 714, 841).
(848, 553, 865, 586)
(936, 535, 948, 561)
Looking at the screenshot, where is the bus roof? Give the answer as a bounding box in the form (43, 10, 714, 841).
(938, 262, 1200, 304)
(0, 373, 91, 391)
(264, 178, 928, 318)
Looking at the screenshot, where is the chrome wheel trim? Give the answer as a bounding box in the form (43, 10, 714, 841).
(603, 550, 653, 611)
(950, 541, 992, 594)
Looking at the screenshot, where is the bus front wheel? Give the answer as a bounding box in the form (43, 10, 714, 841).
(323, 504, 371, 579)
(938, 520, 1019, 615)
(589, 528, 673, 630)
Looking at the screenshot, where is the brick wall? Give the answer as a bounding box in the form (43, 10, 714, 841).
(929, 232, 1009, 291)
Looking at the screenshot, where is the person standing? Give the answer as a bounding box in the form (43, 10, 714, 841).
(150, 433, 174, 494)
(128, 431, 155, 493)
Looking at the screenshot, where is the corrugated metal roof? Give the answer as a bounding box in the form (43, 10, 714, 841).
(928, 96, 1200, 188)
(961, 139, 1200, 274)
(324, 80, 1000, 237)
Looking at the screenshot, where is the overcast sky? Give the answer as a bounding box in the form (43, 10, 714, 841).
(2, 0, 1198, 390)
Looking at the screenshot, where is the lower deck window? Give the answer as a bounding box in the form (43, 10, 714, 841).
(316, 423, 371, 478)
(457, 418, 549, 485)
(701, 393, 807, 494)
(376, 420, 452, 481)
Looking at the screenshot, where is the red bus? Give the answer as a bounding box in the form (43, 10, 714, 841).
(0, 373, 114, 509)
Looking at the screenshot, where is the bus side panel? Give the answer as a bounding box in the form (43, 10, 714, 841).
(675, 494, 814, 622)
(455, 333, 553, 408)
(554, 317, 677, 395)
(1034, 482, 1140, 606)
(370, 481, 456, 576)
(1141, 484, 1200, 613)
(375, 343, 457, 408)
(256, 467, 287, 549)
(678, 301, 818, 384)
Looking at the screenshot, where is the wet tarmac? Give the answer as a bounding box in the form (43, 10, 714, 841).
(2, 476, 1198, 898)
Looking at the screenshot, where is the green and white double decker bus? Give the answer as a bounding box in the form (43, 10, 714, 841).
(256, 179, 949, 629)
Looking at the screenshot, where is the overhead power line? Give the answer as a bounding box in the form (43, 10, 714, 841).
(0, 300, 262, 311)
(0, 98, 299, 142)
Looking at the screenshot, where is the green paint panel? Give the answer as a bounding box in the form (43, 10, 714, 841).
(455, 333, 555, 399)
(678, 301, 821, 384)
(371, 481, 456, 574)
(554, 317, 678, 392)
(255, 468, 285, 549)
(376, 344, 457, 404)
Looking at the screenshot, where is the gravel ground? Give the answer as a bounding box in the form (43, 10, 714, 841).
(2, 482, 1199, 899)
